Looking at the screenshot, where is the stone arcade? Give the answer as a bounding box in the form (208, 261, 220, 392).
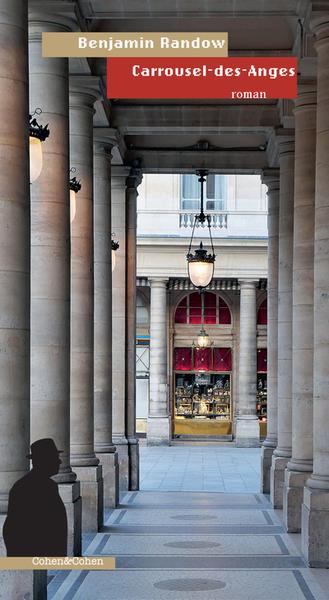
(1, 0, 329, 597)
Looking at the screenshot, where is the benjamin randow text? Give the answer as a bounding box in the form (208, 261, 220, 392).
(42, 32, 228, 58)
(78, 35, 227, 51)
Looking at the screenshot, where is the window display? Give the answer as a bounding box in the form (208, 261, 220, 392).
(256, 373, 267, 421)
(174, 373, 231, 421)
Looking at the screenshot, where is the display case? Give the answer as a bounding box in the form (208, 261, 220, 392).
(256, 373, 267, 439)
(173, 347, 233, 436)
(175, 372, 231, 420)
(174, 372, 232, 436)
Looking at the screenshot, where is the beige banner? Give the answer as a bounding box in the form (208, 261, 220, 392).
(0, 557, 115, 570)
(42, 32, 228, 57)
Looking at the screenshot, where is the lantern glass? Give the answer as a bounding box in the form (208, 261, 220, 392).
(112, 248, 116, 272)
(188, 260, 214, 289)
(70, 189, 77, 223)
(29, 136, 43, 183)
(197, 328, 210, 348)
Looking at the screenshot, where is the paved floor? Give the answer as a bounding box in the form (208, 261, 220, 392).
(48, 446, 329, 600)
(140, 445, 260, 492)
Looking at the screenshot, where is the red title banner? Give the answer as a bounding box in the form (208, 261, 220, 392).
(107, 57, 297, 99)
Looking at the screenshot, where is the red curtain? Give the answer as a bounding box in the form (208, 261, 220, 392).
(213, 347, 232, 371)
(218, 297, 231, 324)
(257, 300, 267, 325)
(175, 297, 187, 323)
(193, 347, 212, 371)
(189, 292, 202, 324)
(257, 349, 267, 372)
(204, 292, 216, 324)
(174, 347, 192, 370)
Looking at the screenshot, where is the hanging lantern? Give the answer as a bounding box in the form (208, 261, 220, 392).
(196, 325, 211, 348)
(29, 108, 50, 183)
(192, 290, 213, 350)
(186, 169, 216, 290)
(69, 169, 81, 223)
(111, 236, 119, 272)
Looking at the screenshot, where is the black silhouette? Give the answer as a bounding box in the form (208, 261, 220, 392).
(3, 438, 68, 556)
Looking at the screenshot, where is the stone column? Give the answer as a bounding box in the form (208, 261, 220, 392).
(147, 278, 171, 445)
(126, 166, 143, 490)
(235, 280, 259, 447)
(270, 133, 295, 508)
(284, 85, 316, 532)
(260, 171, 280, 493)
(0, 2, 41, 597)
(29, 7, 81, 556)
(93, 130, 119, 508)
(112, 167, 130, 490)
(70, 77, 103, 532)
(302, 14, 329, 567)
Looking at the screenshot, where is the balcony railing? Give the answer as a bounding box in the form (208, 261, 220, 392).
(179, 212, 228, 229)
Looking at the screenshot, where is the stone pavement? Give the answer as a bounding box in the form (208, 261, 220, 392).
(48, 446, 329, 600)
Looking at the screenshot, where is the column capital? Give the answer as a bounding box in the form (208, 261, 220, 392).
(69, 75, 102, 110)
(126, 162, 143, 190)
(94, 127, 121, 154)
(29, 1, 78, 33)
(274, 128, 295, 156)
(238, 279, 258, 289)
(294, 79, 317, 112)
(311, 2, 329, 46)
(149, 277, 168, 288)
(261, 169, 280, 192)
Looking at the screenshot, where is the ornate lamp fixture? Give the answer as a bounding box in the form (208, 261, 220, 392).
(29, 108, 50, 183)
(111, 234, 119, 272)
(186, 169, 216, 290)
(69, 168, 81, 223)
(193, 290, 213, 349)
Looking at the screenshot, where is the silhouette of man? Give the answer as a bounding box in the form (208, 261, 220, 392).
(3, 438, 68, 556)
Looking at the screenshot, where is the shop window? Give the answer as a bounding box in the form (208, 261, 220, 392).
(175, 296, 187, 323)
(189, 292, 202, 324)
(213, 348, 232, 371)
(257, 299, 267, 324)
(174, 292, 231, 325)
(257, 348, 267, 372)
(219, 296, 231, 324)
(174, 347, 192, 371)
(204, 291, 216, 324)
(193, 347, 213, 371)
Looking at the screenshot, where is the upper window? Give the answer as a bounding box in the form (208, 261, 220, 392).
(257, 299, 267, 325)
(181, 174, 227, 211)
(175, 292, 231, 325)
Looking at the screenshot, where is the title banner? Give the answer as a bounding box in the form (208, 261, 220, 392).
(107, 57, 297, 99)
(42, 32, 228, 57)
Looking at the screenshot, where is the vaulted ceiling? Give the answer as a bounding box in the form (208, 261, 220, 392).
(73, 0, 314, 172)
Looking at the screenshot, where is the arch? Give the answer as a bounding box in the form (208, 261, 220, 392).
(174, 291, 231, 325)
(257, 298, 267, 325)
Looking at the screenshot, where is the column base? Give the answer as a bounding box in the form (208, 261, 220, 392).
(283, 469, 310, 532)
(128, 438, 140, 491)
(113, 437, 129, 491)
(261, 444, 276, 494)
(96, 452, 119, 508)
(147, 416, 171, 446)
(58, 480, 82, 556)
(72, 465, 103, 533)
(270, 455, 289, 508)
(235, 417, 260, 447)
(302, 486, 329, 567)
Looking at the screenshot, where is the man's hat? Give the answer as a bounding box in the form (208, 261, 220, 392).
(26, 438, 63, 459)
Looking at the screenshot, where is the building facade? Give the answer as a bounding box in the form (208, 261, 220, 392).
(135, 174, 268, 444)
